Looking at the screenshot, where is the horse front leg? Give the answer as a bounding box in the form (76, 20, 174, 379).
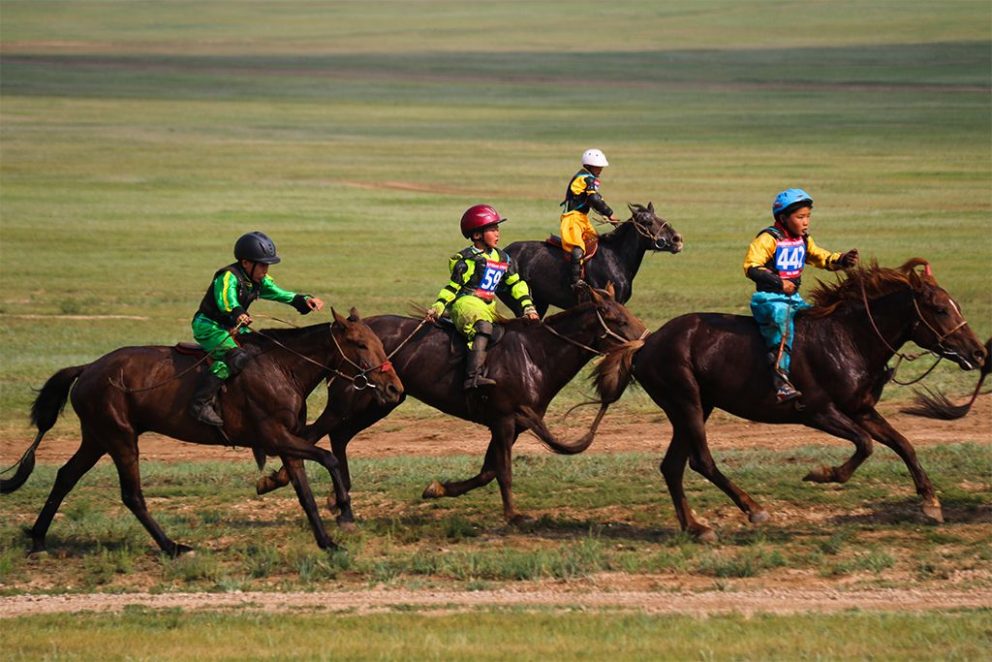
(423, 433, 499, 499)
(856, 408, 941, 523)
(801, 405, 874, 484)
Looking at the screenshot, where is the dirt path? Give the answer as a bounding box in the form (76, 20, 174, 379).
(2, 586, 990, 618)
(4, 395, 989, 464)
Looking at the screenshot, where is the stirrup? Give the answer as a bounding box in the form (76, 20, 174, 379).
(775, 383, 802, 404)
(463, 375, 497, 390)
(190, 402, 224, 427)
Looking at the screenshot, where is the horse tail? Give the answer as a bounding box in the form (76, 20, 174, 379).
(901, 337, 991, 420)
(516, 403, 610, 455)
(593, 339, 643, 405)
(1, 364, 87, 494)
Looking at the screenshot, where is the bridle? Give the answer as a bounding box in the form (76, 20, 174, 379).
(859, 278, 968, 385)
(630, 212, 674, 251)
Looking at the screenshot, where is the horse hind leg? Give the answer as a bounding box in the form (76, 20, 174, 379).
(27, 436, 104, 554)
(422, 433, 499, 500)
(109, 440, 192, 557)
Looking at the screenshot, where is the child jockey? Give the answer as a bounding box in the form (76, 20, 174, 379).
(426, 204, 539, 389)
(190, 231, 324, 426)
(559, 148, 621, 287)
(743, 189, 859, 403)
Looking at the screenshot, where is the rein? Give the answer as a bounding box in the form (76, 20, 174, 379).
(859, 279, 968, 385)
(541, 308, 646, 356)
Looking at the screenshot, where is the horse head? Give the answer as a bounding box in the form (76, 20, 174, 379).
(331, 307, 404, 404)
(903, 260, 987, 371)
(575, 282, 649, 350)
(628, 202, 683, 254)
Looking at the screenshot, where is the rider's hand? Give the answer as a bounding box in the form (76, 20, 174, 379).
(522, 306, 539, 321)
(306, 297, 325, 312)
(425, 303, 444, 322)
(236, 313, 253, 328)
(608, 214, 621, 224)
(839, 249, 860, 269)
(781, 280, 797, 295)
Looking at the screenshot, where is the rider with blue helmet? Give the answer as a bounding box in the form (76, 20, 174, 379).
(743, 189, 859, 403)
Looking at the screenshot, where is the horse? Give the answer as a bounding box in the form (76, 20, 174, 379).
(256, 285, 648, 522)
(1, 309, 403, 556)
(500, 202, 683, 317)
(591, 259, 986, 541)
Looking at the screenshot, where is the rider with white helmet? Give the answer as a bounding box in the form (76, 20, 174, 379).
(559, 149, 621, 287)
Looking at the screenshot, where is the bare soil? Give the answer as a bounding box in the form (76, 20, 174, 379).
(2, 396, 989, 617)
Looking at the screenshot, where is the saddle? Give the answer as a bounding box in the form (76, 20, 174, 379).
(545, 235, 600, 261)
(435, 317, 506, 352)
(174, 342, 208, 358)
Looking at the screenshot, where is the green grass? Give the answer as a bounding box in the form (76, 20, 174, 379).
(1, 444, 989, 594)
(1, 1, 990, 437)
(1, 609, 989, 661)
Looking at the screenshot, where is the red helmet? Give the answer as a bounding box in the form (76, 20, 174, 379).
(459, 204, 506, 238)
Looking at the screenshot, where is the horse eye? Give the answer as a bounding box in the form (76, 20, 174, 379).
(934, 307, 948, 316)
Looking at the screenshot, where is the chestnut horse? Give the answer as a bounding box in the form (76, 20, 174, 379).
(592, 259, 986, 540)
(257, 285, 647, 522)
(501, 203, 683, 317)
(1, 309, 403, 555)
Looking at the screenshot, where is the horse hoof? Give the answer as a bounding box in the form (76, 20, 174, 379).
(803, 466, 834, 483)
(256, 477, 275, 495)
(508, 513, 534, 526)
(749, 510, 771, 524)
(922, 502, 944, 524)
(691, 526, 718, 543)
(422, 480, 446, 499)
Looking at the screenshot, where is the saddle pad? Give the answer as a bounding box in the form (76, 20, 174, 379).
(173, 342, 208, 357)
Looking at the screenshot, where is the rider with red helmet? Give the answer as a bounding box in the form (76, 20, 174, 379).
(559, 148, 622, 288)
(427, 205, 539, 389)
(189, 231, 325, 427)
(743, 189, 859, 403)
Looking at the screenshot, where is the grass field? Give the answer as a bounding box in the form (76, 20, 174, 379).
(1, 1, 990, 656)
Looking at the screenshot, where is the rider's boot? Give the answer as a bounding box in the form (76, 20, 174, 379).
(190, 371, 225, 427)
(768, 352, 802, 403)
(569, 246, 586, 289)
(464, 325, 497, 390)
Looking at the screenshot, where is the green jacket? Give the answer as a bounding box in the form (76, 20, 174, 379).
(196, 262, 311, 327)
(432, 246, 535, 316)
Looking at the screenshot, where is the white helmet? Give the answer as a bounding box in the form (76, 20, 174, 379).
(581, 148, 609, 167)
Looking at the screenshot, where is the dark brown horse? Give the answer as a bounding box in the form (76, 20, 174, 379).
(501, 203, 683, 317)
(592, 259, 986, 540)
(1, 309, 403, 555)
(258, 285, 648, 522)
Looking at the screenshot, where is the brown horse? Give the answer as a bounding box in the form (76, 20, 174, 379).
(1, 309, 403, 555)
(592, 259, 986, 540)
(258, 285, 647, 522)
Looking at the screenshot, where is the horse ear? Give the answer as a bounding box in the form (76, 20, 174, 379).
(331, 307, 348, 328)
(575, 280, 593, 302)
(348, 306, 361, 322)
(604, 281, 616, 298)
(647, 201, 654, 213)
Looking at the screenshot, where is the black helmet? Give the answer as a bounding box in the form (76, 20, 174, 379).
(234, 231, 281, 265)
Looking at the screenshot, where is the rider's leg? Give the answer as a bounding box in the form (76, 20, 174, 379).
(190, 315, 250, 427)
(464, 321, 497, 389)
(569, 246, 585, 288)
(751, 292, 801, 402)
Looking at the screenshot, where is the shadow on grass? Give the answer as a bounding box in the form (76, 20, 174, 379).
(823, 496, 992, 527)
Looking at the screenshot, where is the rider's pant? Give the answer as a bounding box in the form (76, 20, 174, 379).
(450, 295, 498, 348)
(192, 313, 247, 379)
(560, 210, 598, 254)
(749, 291, 810, 375)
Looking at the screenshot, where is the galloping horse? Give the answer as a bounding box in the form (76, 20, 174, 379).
(592, 259, 986, 540)
(257, 285, 647, 522)
(501, 203, 683, 317)
(1, 309, 403, 555)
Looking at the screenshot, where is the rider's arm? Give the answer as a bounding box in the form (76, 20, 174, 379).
(214, 270, 248, 323)
(258, 275, 314, 314)
(430, 254, 473, 317)
(500, 257, 537, 317)
(581, 174, 614, 218)
(805, 236, 844, 271)
(743, 233, 784, 291)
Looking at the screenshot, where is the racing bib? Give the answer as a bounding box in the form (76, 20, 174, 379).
(474, 259, 508, 301)
(774, 237, 806, 279)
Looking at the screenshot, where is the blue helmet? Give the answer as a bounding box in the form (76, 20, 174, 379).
(772, 188, 813, 219)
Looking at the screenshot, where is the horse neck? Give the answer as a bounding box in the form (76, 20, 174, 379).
(533, 306, 604, 386)
(263, 324, 336, 392)
(604, 221, 649, 277)
(831, 288, 918, 369)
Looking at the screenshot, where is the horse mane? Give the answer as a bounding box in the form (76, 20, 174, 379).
(804, 257, 933, 319)
(238, 322, 330, 347)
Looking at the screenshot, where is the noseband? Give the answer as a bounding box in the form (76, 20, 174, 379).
(630, 213, 673, 251)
